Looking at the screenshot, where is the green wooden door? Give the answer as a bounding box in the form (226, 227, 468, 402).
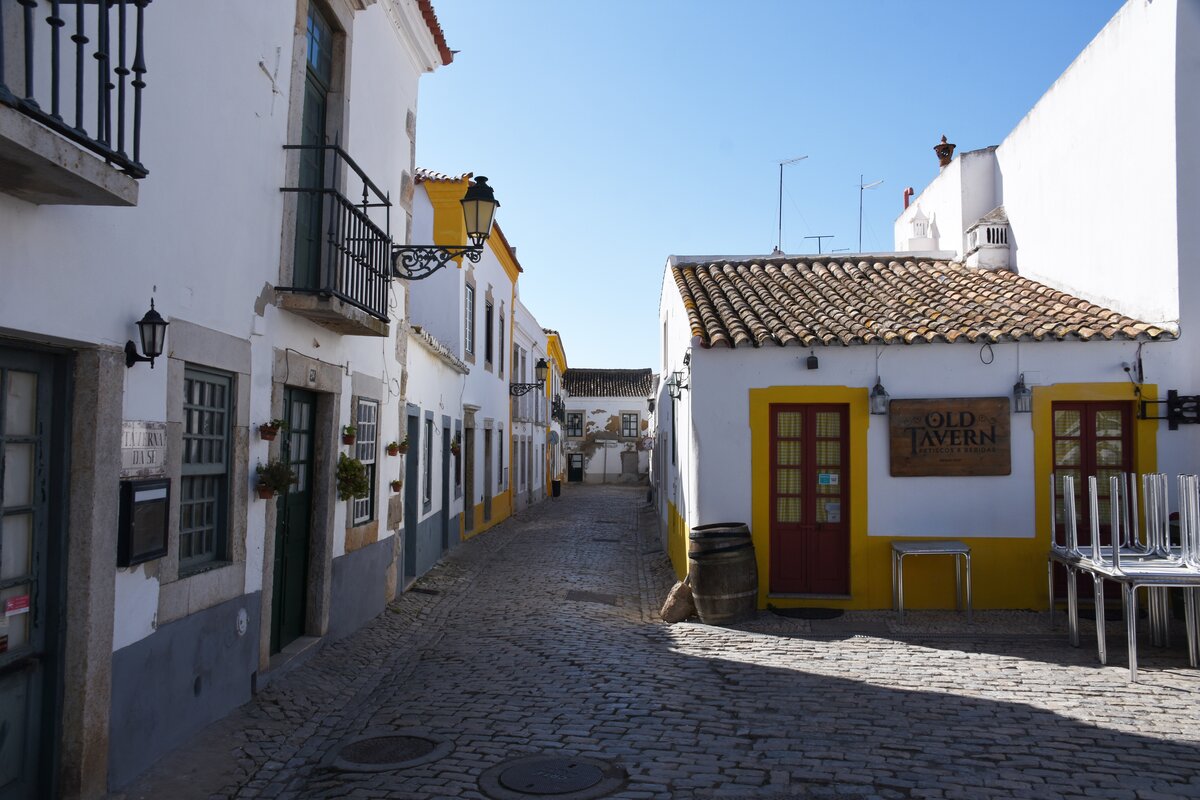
(0, 348, 65, 799)
(271, 389, 316, 652)
(293, 5, 333, 289)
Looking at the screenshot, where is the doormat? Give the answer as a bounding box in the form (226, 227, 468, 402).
(770, 607, 844, 620)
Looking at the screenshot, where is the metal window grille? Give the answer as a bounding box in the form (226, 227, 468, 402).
(498, 312, 505, 376)
(464, 284, 475, 355)
(353, 399, 378, 524)
(622, 412, 639, 438)
(566, 412, 583, 438)
(498, 430, 504, 490)
(181, 367, 232, 571)
(484, 301, 494, 365)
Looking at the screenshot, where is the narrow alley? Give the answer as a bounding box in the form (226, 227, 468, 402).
(111, 484, 1200, 800)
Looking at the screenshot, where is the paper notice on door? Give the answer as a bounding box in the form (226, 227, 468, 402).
(818, 472, 839, 486)
(823, 502, 841, 523)
(4, 595, 30, 616)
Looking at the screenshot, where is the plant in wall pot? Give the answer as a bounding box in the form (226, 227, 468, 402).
(386, 439, 404, 457)
(258, 418, 288, 441)
(256, 460, 296, 499)
(449, 433, 461, 457)
(390, 478, 403, 492)
(336, 453, 370, 500)
(342, 424, 357, 446)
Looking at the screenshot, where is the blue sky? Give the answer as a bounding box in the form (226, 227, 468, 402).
(416, 1, 1125, 370)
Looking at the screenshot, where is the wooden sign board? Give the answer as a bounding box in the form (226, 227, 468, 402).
(889, 397, 1011, 476)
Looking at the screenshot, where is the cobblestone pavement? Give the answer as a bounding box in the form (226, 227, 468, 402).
(113, 485, 1200, 800)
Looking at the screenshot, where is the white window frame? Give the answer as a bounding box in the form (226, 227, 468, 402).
(352, 398, 378, 525)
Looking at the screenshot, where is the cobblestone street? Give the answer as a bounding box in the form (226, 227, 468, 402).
(114, 485, 1200, 800)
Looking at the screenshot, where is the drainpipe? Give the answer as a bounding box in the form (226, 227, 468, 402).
(903, 187, 914, 209)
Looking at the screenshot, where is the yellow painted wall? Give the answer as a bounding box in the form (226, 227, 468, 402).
(666, 499, 688, 579)
(462, 491, 513, 541)
(733, 382, 1155, 611)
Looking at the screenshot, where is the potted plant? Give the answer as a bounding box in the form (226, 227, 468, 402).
(255, 460, 296, 499)
(386, 440, 402, 457)
(449, 433, 461, 457)
(342, 424, 357, 446)
(390, 478, 403, 492)
(336, 453, 370, 500)
(394, 435, 409, 455)
(258, 418, 288, 441)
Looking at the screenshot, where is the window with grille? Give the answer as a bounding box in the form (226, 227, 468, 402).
(498, 429, 504, 490)
(566, 412, 583, 438)
(423, 417, 433, 506)
(485, 301, 494, 366)
(498, 311, 505, 377)
(353, 399, 378, 524)
(465, 283, 476, 355)
(622, 412, 639, 438)
(181, 367, 232, 571)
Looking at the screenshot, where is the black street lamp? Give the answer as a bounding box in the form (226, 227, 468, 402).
(125, 299, 169, 368)
(393, 176, 500, 280)
(510, 358, 549, 396)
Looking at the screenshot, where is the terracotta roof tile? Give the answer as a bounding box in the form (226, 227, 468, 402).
(415, 0, 454, 66)
(564, 368, 656, 398)
(672, 257, 1174, 348)
(415, 168, 472, 183)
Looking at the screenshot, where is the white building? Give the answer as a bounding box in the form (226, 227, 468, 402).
(654, 0, 1197, 616)
(563, 369, 656, 484)
(0, 1, 452, 795)
(511, 298, 551, 513)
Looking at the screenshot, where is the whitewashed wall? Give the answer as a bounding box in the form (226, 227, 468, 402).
(403, 328, 467, 526)
(565, 395, 651, 481)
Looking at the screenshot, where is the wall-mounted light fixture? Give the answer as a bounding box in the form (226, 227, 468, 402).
(869, 378, 890, 415)
(393, 176, 499, 280)
(806, 350, 819, 370)
(125, 299, 169, 368)
(1013, 373, 1032, 413)
(667, 370, 689, 400)
(510, 357, 548, 396)
(647, 397, 656, 413)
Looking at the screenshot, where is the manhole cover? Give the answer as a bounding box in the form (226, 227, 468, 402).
(328, 730, 452, 773)
(565, 590, 618, 606)
(480, 755, 626, 800)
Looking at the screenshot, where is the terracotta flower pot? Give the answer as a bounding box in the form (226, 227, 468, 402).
(259, 425, 279, 441)
(342, 434, 356, 446)
(390, 480, 402, 492)
(256, 486, 276, 500)
(386, 444, 400, 456)
(396, 444, 408, 455)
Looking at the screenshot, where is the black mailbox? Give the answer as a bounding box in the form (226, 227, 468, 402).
(118, 478, 170, 567)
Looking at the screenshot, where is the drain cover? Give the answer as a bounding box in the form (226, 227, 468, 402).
(328, 730, 452, 773)
(500, 759, 603, 794)
(565, 590, 618, 606)
(480, 755, 626, 800)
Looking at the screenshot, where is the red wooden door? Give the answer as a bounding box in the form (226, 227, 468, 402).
(769, 404, 850, 594)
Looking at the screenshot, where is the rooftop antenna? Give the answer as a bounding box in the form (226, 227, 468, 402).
(858, 174, 884, 251)
(776, 155, 809, 253)
(803, 235, 833, 254)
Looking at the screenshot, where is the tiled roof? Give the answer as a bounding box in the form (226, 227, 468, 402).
(415, 168, 471, 183)
(672, 257, 1174, 348)
(415, 0, 454, 66)
(564, 368, 656, 398)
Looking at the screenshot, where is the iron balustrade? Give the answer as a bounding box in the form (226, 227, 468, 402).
(0, 0, 149, 177)
(280, 144, 392, 322)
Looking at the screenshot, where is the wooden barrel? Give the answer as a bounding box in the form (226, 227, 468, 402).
(688, 523, 758, 624)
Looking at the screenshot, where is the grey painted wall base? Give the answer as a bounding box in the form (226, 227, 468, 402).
(108, 592, 261, 789)
(414, 510, 456, 579)
(329, 535, 394, 641)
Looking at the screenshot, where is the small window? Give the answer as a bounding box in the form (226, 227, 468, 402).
(485, 301, 494, 366)
(454, 426, 462, 495)
(353, 399, 378, 524)
(498, 311, 505, 377)
(498, 429, 504, 490)
(464, 284, 476, 356)
(181, 367, 232, 572)
(566, 412, 583, 438)
(423, 417, 433, 506)
(622, 412, 639, 439)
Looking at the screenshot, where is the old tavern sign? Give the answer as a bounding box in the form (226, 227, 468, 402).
(889, 397, 1011, 477)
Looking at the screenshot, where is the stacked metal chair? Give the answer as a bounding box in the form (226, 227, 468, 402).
(1049, 471, 1200, 681)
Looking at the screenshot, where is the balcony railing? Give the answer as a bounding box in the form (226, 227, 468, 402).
(0, 0, 149, 177)
(280, 144, 392, 323)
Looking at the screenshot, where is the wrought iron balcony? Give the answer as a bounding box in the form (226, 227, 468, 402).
(279, 144, 392, 335)
(0, 0, 149, 204)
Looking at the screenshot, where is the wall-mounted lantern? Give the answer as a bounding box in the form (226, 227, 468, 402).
(125, 299, 169, 368)
(510, 357, 548, 396)
(667, 370, 689, 400)
(1013, 374, 1032, 413)
(869, 378, 890, 415)
(647, 397, 656, 413)
(393, 176, 500, 280)
(806, 351, 819, 370)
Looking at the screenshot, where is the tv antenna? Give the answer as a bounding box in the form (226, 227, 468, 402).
(803, 235, 833, 254)
(776, 155, 808, 253)
(858, 174, 884, 251)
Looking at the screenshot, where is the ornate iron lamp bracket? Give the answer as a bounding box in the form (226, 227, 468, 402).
(509, 382, 542, 397)
(392, 244, 484, 281)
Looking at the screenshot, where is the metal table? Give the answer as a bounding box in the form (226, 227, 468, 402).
(891, 540, 972, 623)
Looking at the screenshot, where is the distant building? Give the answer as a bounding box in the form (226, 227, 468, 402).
(563, 369, 656, 484)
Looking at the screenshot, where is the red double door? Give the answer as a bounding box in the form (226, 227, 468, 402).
(769, 404, 850, 594)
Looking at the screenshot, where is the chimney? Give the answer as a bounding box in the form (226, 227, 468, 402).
(964, 207, 1010, 270)
(934, 135, 956, 168)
